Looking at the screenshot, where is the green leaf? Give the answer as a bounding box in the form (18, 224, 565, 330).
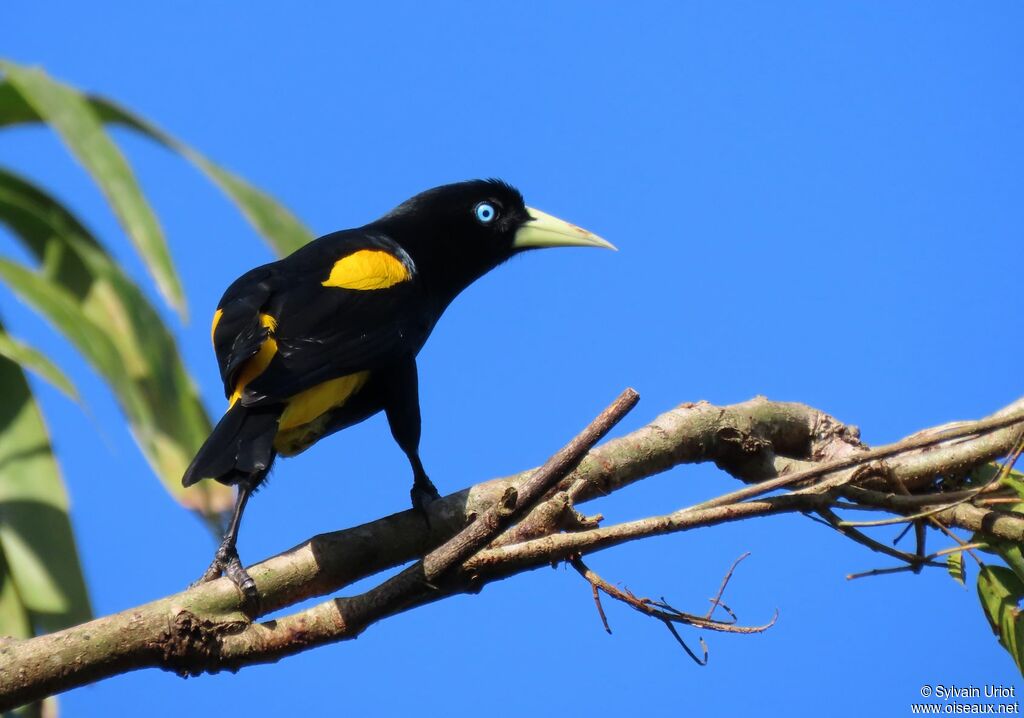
(88, 97, 312, 256)
(986, 541, 1024, 584)
(0, 260, 127, 393)
(970, 462, 1024, 497)
(0, 547, 32, 640)
(947, 551, 965, 586)
(0, 330, 78, 403)
(0, 66, 313, 259)
(0, 319, 91, 633)
(977, 565, 1024, 676)
(1002, 474, 1024, 500)
(0, 61, 186, 316)
(0, 167, 232, 518)
(0, 257, 232, 519)
(0, 78, 39, 125)
(0, 165, 104, 298)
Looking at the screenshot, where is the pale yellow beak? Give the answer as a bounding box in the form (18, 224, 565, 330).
(513, 207, 617, 251)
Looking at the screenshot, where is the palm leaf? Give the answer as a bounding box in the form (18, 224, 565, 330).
(0, 61, 186, 316)
(0, 330, 78, 403)
(0, 61, 312, 259)
(90, 97, 313, 257)
(0, 168, 232, 519)
(0, 317, 91, 635)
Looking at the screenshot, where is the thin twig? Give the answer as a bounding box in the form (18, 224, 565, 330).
(705, 552, 750, 622)
(846, 565, 918, 581)
(831, 501, 890, 512)
(666, 625, 708, 666)
(927, 520, 984, 567)
(570, 558, 776, 635)
(817, 507, 941, 569)
(999, 430, 1024, 480)
(569, 557, 775, 667)
(839, 463, 1010, 529)
(854, 489, 1003, 508)
(691, 409, 1024, 512)
(882, 467, 929, 574)
(802, 512, 835, 529)
(925, 543, 986, 560)
(417, 388, 640, 582)
(840, 501, 984, 528)
(893, 522, 914, 546)
(589, 580, 611, 634)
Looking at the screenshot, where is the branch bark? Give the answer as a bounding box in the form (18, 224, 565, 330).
(1, 393, 1022, 710)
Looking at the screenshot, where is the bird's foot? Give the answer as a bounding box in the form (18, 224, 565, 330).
(190, 543, 260, 613)
(411, 478, 442, 528)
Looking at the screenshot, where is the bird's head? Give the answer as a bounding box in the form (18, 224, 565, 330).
(375, 179, 614, 299)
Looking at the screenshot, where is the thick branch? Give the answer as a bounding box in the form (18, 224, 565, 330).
(203, 389, 640, 669)
(0, 394, 1021, 709)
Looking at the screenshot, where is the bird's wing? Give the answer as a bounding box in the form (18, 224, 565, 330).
(211, 265, 277, 399)
(244, 281, 428, 405)
(211, 232, 430, 407)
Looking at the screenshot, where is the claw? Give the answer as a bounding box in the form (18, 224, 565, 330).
(192, 557, 225, 587)
(411, 477, 441, 527)
(190, 543, 260, 613)
(223, 552, 259, 610)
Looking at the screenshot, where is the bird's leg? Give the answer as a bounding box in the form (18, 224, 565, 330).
(192, 482, 259, 609)
(408, 452, 441, 521)
(382, 359, 440, 524)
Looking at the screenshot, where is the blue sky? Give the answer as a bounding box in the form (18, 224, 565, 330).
(2, 2, 1023, 715)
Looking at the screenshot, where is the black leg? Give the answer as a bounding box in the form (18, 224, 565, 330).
(407, 451, 441, 518)
(192, 481, 259, 609)
(382, 359, 440, 522)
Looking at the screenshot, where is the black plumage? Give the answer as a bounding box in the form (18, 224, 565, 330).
(183, 179, 613, 599)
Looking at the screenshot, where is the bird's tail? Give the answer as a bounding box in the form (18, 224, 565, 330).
(182, 403, 280, 487)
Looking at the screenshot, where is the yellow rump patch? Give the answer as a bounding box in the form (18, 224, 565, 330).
(277, 371, 370, 431)
(229, 313, 278, 406)
(210, 308, 223, 345)
(322, 250, 410, 290)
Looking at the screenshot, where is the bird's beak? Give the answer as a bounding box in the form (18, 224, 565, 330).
(513, 207, 617, 251)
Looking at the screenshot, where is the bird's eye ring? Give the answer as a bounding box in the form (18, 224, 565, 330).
(474, 202, 497, 224)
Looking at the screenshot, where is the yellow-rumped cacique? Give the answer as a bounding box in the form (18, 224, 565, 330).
(183, 179, 614, 599)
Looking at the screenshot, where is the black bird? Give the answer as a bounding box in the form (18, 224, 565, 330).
(182, 179, 614, 598)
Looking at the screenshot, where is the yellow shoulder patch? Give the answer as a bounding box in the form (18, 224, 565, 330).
(210, 308, 223, 345)
(322, 249, 411, 290)
(229, 313, 279, 406)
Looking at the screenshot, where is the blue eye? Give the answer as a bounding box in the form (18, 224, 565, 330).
(475, 202, 496, 224)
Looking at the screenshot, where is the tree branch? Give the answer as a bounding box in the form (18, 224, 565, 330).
(1, 393, 1021, 710)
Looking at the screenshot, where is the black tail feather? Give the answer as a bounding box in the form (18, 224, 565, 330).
(182, 404, 280, 488)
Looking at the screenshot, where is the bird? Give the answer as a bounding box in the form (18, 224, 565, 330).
(182, 179, 614, 600)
